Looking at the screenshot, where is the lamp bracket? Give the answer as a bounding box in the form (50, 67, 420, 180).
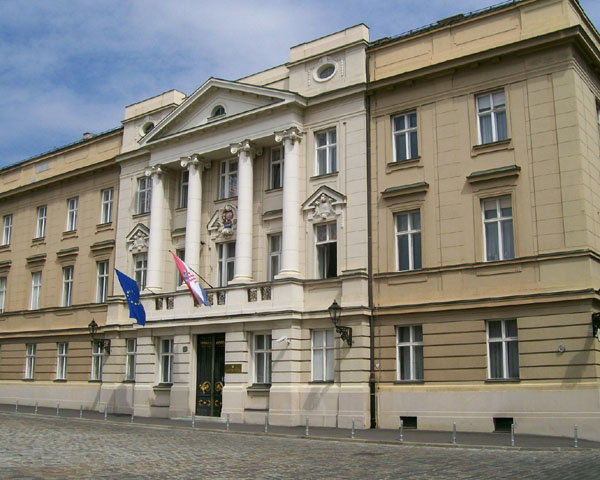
(335, 325, 353, 347)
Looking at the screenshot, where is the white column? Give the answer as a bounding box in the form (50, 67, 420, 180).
(275, 127, 303, 279)
(146, 165, 166, 291)
(180, 155, 209, 274)
(230, 140, 261, 284)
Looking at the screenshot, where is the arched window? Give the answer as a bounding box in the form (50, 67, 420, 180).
(212, 105, 226, 117)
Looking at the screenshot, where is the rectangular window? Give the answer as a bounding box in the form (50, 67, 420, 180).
(0, 277, 6, 313)
(219, 159, 238, 200)
(62, 266, 74, 307)
(315, 223, 337, 279)
(56, 343, 68, 380)
(393, 112, 418, 162)
(30, 271, 42, 310)
(96, 261, 109, 303)
(396, 326, 424, 381)
(36, 206, 47, 238)
(268, 234, 281, 281)
(175, 248, 185, 286)
(125, 338, 137, 381)
(477, 91, 507, 144)
(217, 242, 235, 287)
(487, 320, 519, 379)
(66, 197, 78, 231)
(311, 330, 334, 381)
(91, 341, 104, 381)
(100, 188, 114, 224)
(2, 214, 12, 245)
(254, 334, 272, 384)
(395, 211, 422, 271)
(179, 170, 189, 208)
(315, 129, 337, 175)
(134, 253, 147, 289)
(482, 196, 514, 261)
(160, 339, 174, 384)
(25, 343, 36, 379)
(270, 147, 284, 189)
(137, 177, 151, 214)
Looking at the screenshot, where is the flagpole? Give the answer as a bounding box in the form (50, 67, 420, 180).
(169, 250, 214, 289)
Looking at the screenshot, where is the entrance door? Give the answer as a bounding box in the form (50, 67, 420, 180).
(196, 333, 225, 416)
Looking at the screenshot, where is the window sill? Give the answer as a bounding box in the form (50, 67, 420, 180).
(310, 172, 338, 181)
(265, 187, 283, 194)
(393, 380, 424, 384)
(54, 379, 67, 383)
(471, 138, 512, 157)
(175, 207, 187, 212)
(153, 383, 173, 391)
(485, 378, 520, 383)
(387, 157, 422, 171)
(62, 230, 78, 240)
(0, 244, 10, 252)
(214, 196, 237, 204)
(96, 222, 114, 233)
(132, 212, 150, 219)
(122, 379, 136, 384)
(22, 378, 34, 382)
(88, 379, 102, 383)
(247, 384, 271, 393)
(31, 237, 45, 245)
(309, 380, 334, 384)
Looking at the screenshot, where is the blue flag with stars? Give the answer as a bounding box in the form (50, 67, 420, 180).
(115, 269, 146, 326)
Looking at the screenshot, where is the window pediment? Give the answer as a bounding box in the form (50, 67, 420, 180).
(126, 223, 149, 253)
(303, 186, 346, 223)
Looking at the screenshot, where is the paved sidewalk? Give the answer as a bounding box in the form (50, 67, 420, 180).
(1, 402, 598, 450)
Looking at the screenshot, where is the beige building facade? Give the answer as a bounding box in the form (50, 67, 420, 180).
(368, 0, 600, 440)
(0, 128, 122, 408)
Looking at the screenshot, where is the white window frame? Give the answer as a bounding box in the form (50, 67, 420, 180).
(0, 277, 6, 313)
(395, 211, 422, 271)
(178, 170, 189, 209)
(254, 333, 272, 385)
(268, 234, 281, 281)
(125, 338, 137, 381)
(25, 343, 36, 380)
(56, 342, 68, 380)
(133, 253, 147, 289)
(91, 340, 104, 381)
(476, 90, 507, 144)
(62, 266, 74, 307)
(137, 177, 151, 214)
(66, 197, 78, 231)
(100, 188, 114, 224)
(218, 159, 238, 200)
(159, 338, 174, 384)
(2, 214, 12, 245)
(487, 319, 519, 380)
(96, 260, 109, 303)
(482, 196, 514, 262)
(311, 329, 334, 382)
(30, 271, 42, 310)
(315, 128, 337, 176)
(175, 248, 185, 286)
(217, 242, 235, 287)
(396, 325, 424, 381)
(392, 111, 418, 162)
(315, 223, 337, 279)
(269, 146, 284, 189)
(36, 206, 47, 238)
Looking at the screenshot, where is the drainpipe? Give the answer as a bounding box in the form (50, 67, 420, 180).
(365, 53, 376, 429)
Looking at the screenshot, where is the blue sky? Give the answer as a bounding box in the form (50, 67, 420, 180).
(1, 0, 599, 168)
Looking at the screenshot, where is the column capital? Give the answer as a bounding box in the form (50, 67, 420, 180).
(275, 127, 303, 144)
(144, 164, 166, 177)
(230, 139, 263, 158)
(180, 155, 210, 171)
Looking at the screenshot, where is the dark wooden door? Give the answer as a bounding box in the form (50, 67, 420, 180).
(196, 333, 225, 416)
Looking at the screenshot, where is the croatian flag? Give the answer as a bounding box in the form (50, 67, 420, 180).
(170, 251, 210, 307)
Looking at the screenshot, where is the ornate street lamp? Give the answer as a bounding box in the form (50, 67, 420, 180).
(328, 300, 352, 347)
(88, 319, 111, 354)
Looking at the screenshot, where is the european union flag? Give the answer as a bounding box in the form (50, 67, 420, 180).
(115, 269, 146, 326)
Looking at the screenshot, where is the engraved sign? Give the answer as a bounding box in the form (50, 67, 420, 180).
(225, 363, 242, 374)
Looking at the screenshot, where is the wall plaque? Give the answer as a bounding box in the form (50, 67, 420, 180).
(225, 363, 242, 374)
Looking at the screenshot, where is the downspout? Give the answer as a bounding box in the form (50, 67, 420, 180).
(365, 53, 376, 429)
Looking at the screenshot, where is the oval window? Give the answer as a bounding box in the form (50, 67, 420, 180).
(318, 64, 335, 79)
(140, 122, 155, 136)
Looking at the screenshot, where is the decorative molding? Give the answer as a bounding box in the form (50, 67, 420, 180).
(56, 247, 79, 263)
(208, 204, 237, 241)
(26, 253, 47, 268)
(467, 165, 521, 184)
(144, 164, 165, 177)
(274, 127, 303, 144)
(302, 185, 346, 223)
(0, 260, 12, 273)
(126, 223, 150, 253)
(180, 154, 210, 171)
(381, 182, 429, 199)
(230, 139, 262, 158)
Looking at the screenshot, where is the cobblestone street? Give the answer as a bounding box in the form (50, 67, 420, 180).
(1, 414, 599, 479)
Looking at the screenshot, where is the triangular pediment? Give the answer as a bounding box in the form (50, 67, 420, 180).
(140, 78, 305, 145)
(126, 223, 150, 253)
(302, 186, 346, 223)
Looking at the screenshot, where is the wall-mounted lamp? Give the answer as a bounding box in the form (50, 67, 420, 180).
(88, 319, 111, 354)
(328, 300, 352, 347)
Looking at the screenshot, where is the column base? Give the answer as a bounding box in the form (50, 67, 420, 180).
(143, 286, 163, 294)
(229, 276, 253, 285)
(274, 270, 301, 280)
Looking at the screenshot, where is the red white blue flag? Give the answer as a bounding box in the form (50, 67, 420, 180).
(170, 251, 210, 307)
